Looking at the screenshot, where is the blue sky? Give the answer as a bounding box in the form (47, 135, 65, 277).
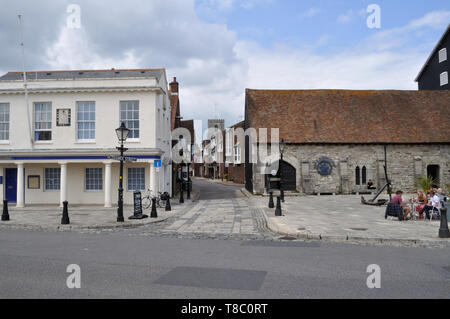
(195, 0, 449, 54)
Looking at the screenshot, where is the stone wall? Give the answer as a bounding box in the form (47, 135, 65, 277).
(251, 144, 450, 195)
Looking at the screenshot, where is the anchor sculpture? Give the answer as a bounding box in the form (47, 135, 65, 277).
(361, 146, 392, 206)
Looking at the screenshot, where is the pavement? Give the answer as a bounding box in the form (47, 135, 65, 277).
(244, 189, 450, 248)
(0, 191, 199, 232)
(2, 178, 450, 249)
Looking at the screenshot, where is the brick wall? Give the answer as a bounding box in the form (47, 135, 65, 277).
(227, 164, 245, 184)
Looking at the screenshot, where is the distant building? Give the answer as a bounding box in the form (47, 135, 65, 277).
(225, 120, 245, 184)
(416, 24, 449, 90)
(202, 119, 225, 179)
(244, 89, 450, 195)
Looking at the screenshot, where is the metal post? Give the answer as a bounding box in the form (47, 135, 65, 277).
(268, 191, 274, 208)
(275, 196, 282, 216)
(280, 153, 285, 202)
(61, 201, 70, 225)
(439, 202, 449, 238)
(117, 144, 125, 222)
(187, 163, 191, 200)
(2, 199, 10, 221)
(179, 177, 184, 204)
(165, 196, 172, 211)
(150, 197, 158, 218)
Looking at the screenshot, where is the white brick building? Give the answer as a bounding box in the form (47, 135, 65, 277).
(0, 69, 172, 207)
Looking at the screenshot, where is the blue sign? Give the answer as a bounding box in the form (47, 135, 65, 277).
(0, 176, 2, 184)
(154, 160, 162, 168)
(314, 157, 336, 176)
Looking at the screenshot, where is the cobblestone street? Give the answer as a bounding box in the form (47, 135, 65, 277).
(125, 178, 276, 241)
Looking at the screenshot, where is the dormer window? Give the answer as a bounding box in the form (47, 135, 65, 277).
(439, 48, 447, 63)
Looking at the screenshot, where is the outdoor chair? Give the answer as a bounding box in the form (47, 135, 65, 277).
(385, 203, 404, 221)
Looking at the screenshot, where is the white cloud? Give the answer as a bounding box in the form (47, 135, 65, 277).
(300, 7, 321, 19)
(337, 8, 366, 24)
(236, 41, 423, 90)
(197, 0, 273, 12)
(46, 27, 142, 70)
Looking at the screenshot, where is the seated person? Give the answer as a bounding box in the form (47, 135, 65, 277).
(419, 191, 441, 220)
(436, 188, 445, 202)
(367, 179, 376, 190)
(415, 191, 427, 214)
(390, 190, 410, 219)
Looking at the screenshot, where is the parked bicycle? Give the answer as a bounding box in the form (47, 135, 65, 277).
(142, 190, 170, 209)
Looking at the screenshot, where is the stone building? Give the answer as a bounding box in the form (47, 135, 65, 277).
(244, 89, 450, 195)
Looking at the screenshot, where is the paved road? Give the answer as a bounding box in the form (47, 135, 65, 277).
(0, 228, 449, 298)
(1, 179, 450, 299)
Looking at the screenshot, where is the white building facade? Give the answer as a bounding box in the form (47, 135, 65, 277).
(0, 69, 172, 207)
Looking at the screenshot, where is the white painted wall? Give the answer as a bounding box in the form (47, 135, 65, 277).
(0, 73, 173, 204)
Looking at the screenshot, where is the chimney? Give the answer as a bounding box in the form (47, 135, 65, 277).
(169, 77, 178, 95)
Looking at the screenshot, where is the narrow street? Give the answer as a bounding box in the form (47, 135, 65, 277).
(124, 178, 272, 240)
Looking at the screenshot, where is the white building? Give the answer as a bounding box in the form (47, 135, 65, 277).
(0, 69, 172, 207)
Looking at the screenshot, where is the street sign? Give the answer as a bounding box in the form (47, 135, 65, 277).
(154, 159, 162, 168)
(108, 156, 138, 162)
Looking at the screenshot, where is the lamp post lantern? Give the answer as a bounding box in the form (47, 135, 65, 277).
(115, 122, 130, 222)
(279, 138, 285, 202)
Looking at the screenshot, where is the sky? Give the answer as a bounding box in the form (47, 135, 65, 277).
(0, 0, 449, 133)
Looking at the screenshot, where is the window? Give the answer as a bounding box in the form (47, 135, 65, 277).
(439, 48, 447, 63)
(128, 167, 145, 191)
(34, 102, 52, 141)
(0, 103, 9, 141)
(362, 166, 367, 185)
(120, 101, 139, 139)
(85, 168, 102, 190)
(77, 102, 95, 140)
(45, 168, 60, 190)
(234, 143, 241, 164)
(225, 129, 232, 156)
(355, 166, 360, 185)
(440, 72, 448, 86)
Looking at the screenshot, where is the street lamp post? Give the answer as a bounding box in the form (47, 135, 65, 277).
(279, 138, 285, 203)
(115, 122, 130, 222)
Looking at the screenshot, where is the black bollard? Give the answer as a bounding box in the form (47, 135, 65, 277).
(268, 191, 274, 208)
(439, 202, 449, 239)
(2, 199, 9, 221)
(275, 196, 282, 216)
(150, 197, 158, 218)
(281, 189, 285, 203)
(187, 180, 191, 200)
(179, 181, 184, 204)
(165, 197, 172, 211)
(61, 201, 70, 225)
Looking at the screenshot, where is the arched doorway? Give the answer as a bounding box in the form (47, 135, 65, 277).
(265, 160, 296, 191)
(427, 165, 440, 187)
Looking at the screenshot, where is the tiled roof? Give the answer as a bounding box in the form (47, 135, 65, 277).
(245, 89, 450, 144)
(0, 69, 165, 81)
(230, 120, 245, 129)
